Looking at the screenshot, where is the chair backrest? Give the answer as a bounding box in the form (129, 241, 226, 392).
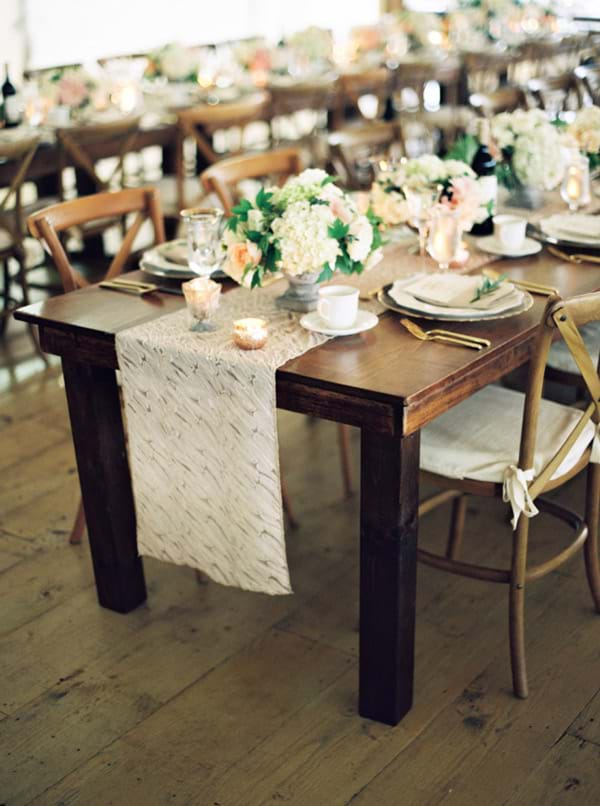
(469, 86, 528, 117)
(27, 186, 165, 293)
(177, 92, 270, 165)
(268, 77, 338, 118)
(327, 122, 404, 189)
(200, 147, 303, 214)
(519, 292, 600, 500)
(527, 73, 580, 113)
(0, 136, 40, 240)
(575, 65, 600, 106)
(55, 115, 141, 198)
(334, 68, 391, 125)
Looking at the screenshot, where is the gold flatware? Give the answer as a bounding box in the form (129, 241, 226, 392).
(547, 245, 600, 265)
(399, 318, 485, 350)
(100, 278, 158, 296)
(482, 268, 558, 296)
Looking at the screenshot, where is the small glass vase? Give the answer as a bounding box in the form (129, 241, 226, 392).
(275, 272, 321, 312)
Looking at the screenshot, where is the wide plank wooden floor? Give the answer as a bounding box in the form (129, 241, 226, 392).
(1, 322, 600, 806)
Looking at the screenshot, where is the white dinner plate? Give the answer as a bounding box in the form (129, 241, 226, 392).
(299, 309, 379, 336)
(476, 235, 542, 258)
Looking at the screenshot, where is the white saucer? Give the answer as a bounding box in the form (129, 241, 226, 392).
(476, 235, 542, 258)
(300, 309, 378, 336)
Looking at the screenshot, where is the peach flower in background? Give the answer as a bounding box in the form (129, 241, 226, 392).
(225, 240, 262, 285)
(56, 72, 90, 108)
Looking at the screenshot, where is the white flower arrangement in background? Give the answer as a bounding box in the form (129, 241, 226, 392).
(491, 109, 565, 190)
(145, 43, 199, 83)
(39, 67, 98, 110)
(222, 169, 383, 288)
(369, 156, 478, 228)
(566, 106, 600, 172)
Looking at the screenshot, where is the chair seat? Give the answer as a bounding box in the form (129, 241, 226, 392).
(421, 385, 596, 484)
(547, 321, 600, 375)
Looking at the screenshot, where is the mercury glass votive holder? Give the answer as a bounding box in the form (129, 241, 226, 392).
(560, 154, 591, 212)
(233, 318, 269, 350)
(182, 277, 221, 332)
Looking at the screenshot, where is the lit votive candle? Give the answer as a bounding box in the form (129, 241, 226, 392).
(561, 157, 591, 211)
(427, 210, 461, 271)
(182, 276, 221, 332)
(233, 318, 269, 350)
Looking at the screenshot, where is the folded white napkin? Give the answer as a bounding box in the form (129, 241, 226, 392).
(541, 214, 600, 243)
(403, 273, 515, 311)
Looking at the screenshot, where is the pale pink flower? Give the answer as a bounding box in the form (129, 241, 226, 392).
(57, 74, 89, 108)
(225, 240, 262, 284)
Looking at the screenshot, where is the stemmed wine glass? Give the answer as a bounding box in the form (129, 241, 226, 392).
(403, 184, 442, 258)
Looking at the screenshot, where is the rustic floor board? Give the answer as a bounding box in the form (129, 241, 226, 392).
(1, 328, 599, 806)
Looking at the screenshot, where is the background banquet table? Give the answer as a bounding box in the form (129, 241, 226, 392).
(14, 248, 600, 725)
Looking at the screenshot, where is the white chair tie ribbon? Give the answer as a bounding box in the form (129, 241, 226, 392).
(591, 423, 600, 464)
(502, 465, 539, 530)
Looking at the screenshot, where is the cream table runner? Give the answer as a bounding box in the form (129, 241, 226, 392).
(116, 241, 503, 595)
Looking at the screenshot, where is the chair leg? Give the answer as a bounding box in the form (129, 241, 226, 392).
(584, 462, 600, 613)
(337, 424, 354, 497)
(509, 517, 530, 699)
(446, 494, 467, 559)
(69, 498, 86, 545)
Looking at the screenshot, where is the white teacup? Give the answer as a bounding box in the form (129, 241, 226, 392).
(317, 285, 359, 329)
(493, 215, 527, 252)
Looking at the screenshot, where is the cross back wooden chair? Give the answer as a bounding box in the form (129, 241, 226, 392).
(0, 135, 46, 351)
(326, 122, 404, 190)
(333, 67, 392, 128)
(27, 187, 166, 544)
(418, 292, 600, 699)
(575, 65, 600, 106)
(173, 92, 271, 211)
(200, 147, 303, 213)
(55, 115, 141, 200)
(469, 85, 529, 117)
(527, 73, 581, 114)
(268, 76, 338, 149)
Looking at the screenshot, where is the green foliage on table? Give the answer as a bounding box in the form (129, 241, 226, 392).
(470, 273, 507, 303)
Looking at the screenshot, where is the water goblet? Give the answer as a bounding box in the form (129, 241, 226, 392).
(403, 184, 442, 258)
(427, 208, 462, 271)
(180, 207, 224, 277)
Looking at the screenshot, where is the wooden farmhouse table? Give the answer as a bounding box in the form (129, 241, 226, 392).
(15, 251, 600, 725)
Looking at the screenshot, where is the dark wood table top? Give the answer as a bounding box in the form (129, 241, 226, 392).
(15, 251, 600, 436)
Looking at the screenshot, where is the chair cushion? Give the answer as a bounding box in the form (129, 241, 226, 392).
(547, 321, 600, 375)
(421, 384, 597, 483)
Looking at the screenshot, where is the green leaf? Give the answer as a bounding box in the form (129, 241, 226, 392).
(328, 218, 350, 240)
(231, 199, 253, 220)
(320, 175, 338, 186)
(256, 187, 274, 211)
(317, 264, 334, 283)
(245, 229, 263, 243)
(226, 217, 238, 232)
(470, 273, 507, 303)
(250, 270, 263, 289)
(445, 134, 479, 166)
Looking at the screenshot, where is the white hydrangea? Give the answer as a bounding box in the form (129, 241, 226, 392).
(512, 125, 564, 189)
(274, 169, 330, 206)
(271, 199, 339, 277)
(443, 160, 476, 180)
(159, 44, 197, 81)
(568, 106, 600, 155)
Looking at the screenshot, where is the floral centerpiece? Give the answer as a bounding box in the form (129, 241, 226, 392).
(371, 155, 482, 229)
(287, 27, 333, 65)
(39, 67, 98, 116)
(490, 108, 565, 206)
(144, 43, 199, 83)
(566, 106, 600, 174)
(222, 169, 383, 311)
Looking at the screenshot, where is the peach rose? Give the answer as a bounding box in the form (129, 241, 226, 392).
(226, 240, 262, 285)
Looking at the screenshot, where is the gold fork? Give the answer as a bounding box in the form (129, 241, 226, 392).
(547, 245, 600, 265)
(483, 268, 558, 296)
(399, 318, 487, 350)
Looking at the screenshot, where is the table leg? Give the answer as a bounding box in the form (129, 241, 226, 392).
(62, 359, 146, 613)
(359, 429, 419, 725)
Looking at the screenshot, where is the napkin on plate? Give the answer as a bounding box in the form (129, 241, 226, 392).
(402, 273, 515, 311)
(541, 214, 600, 243)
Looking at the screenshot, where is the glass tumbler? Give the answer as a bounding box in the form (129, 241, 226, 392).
(180, 207, 224, 276)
